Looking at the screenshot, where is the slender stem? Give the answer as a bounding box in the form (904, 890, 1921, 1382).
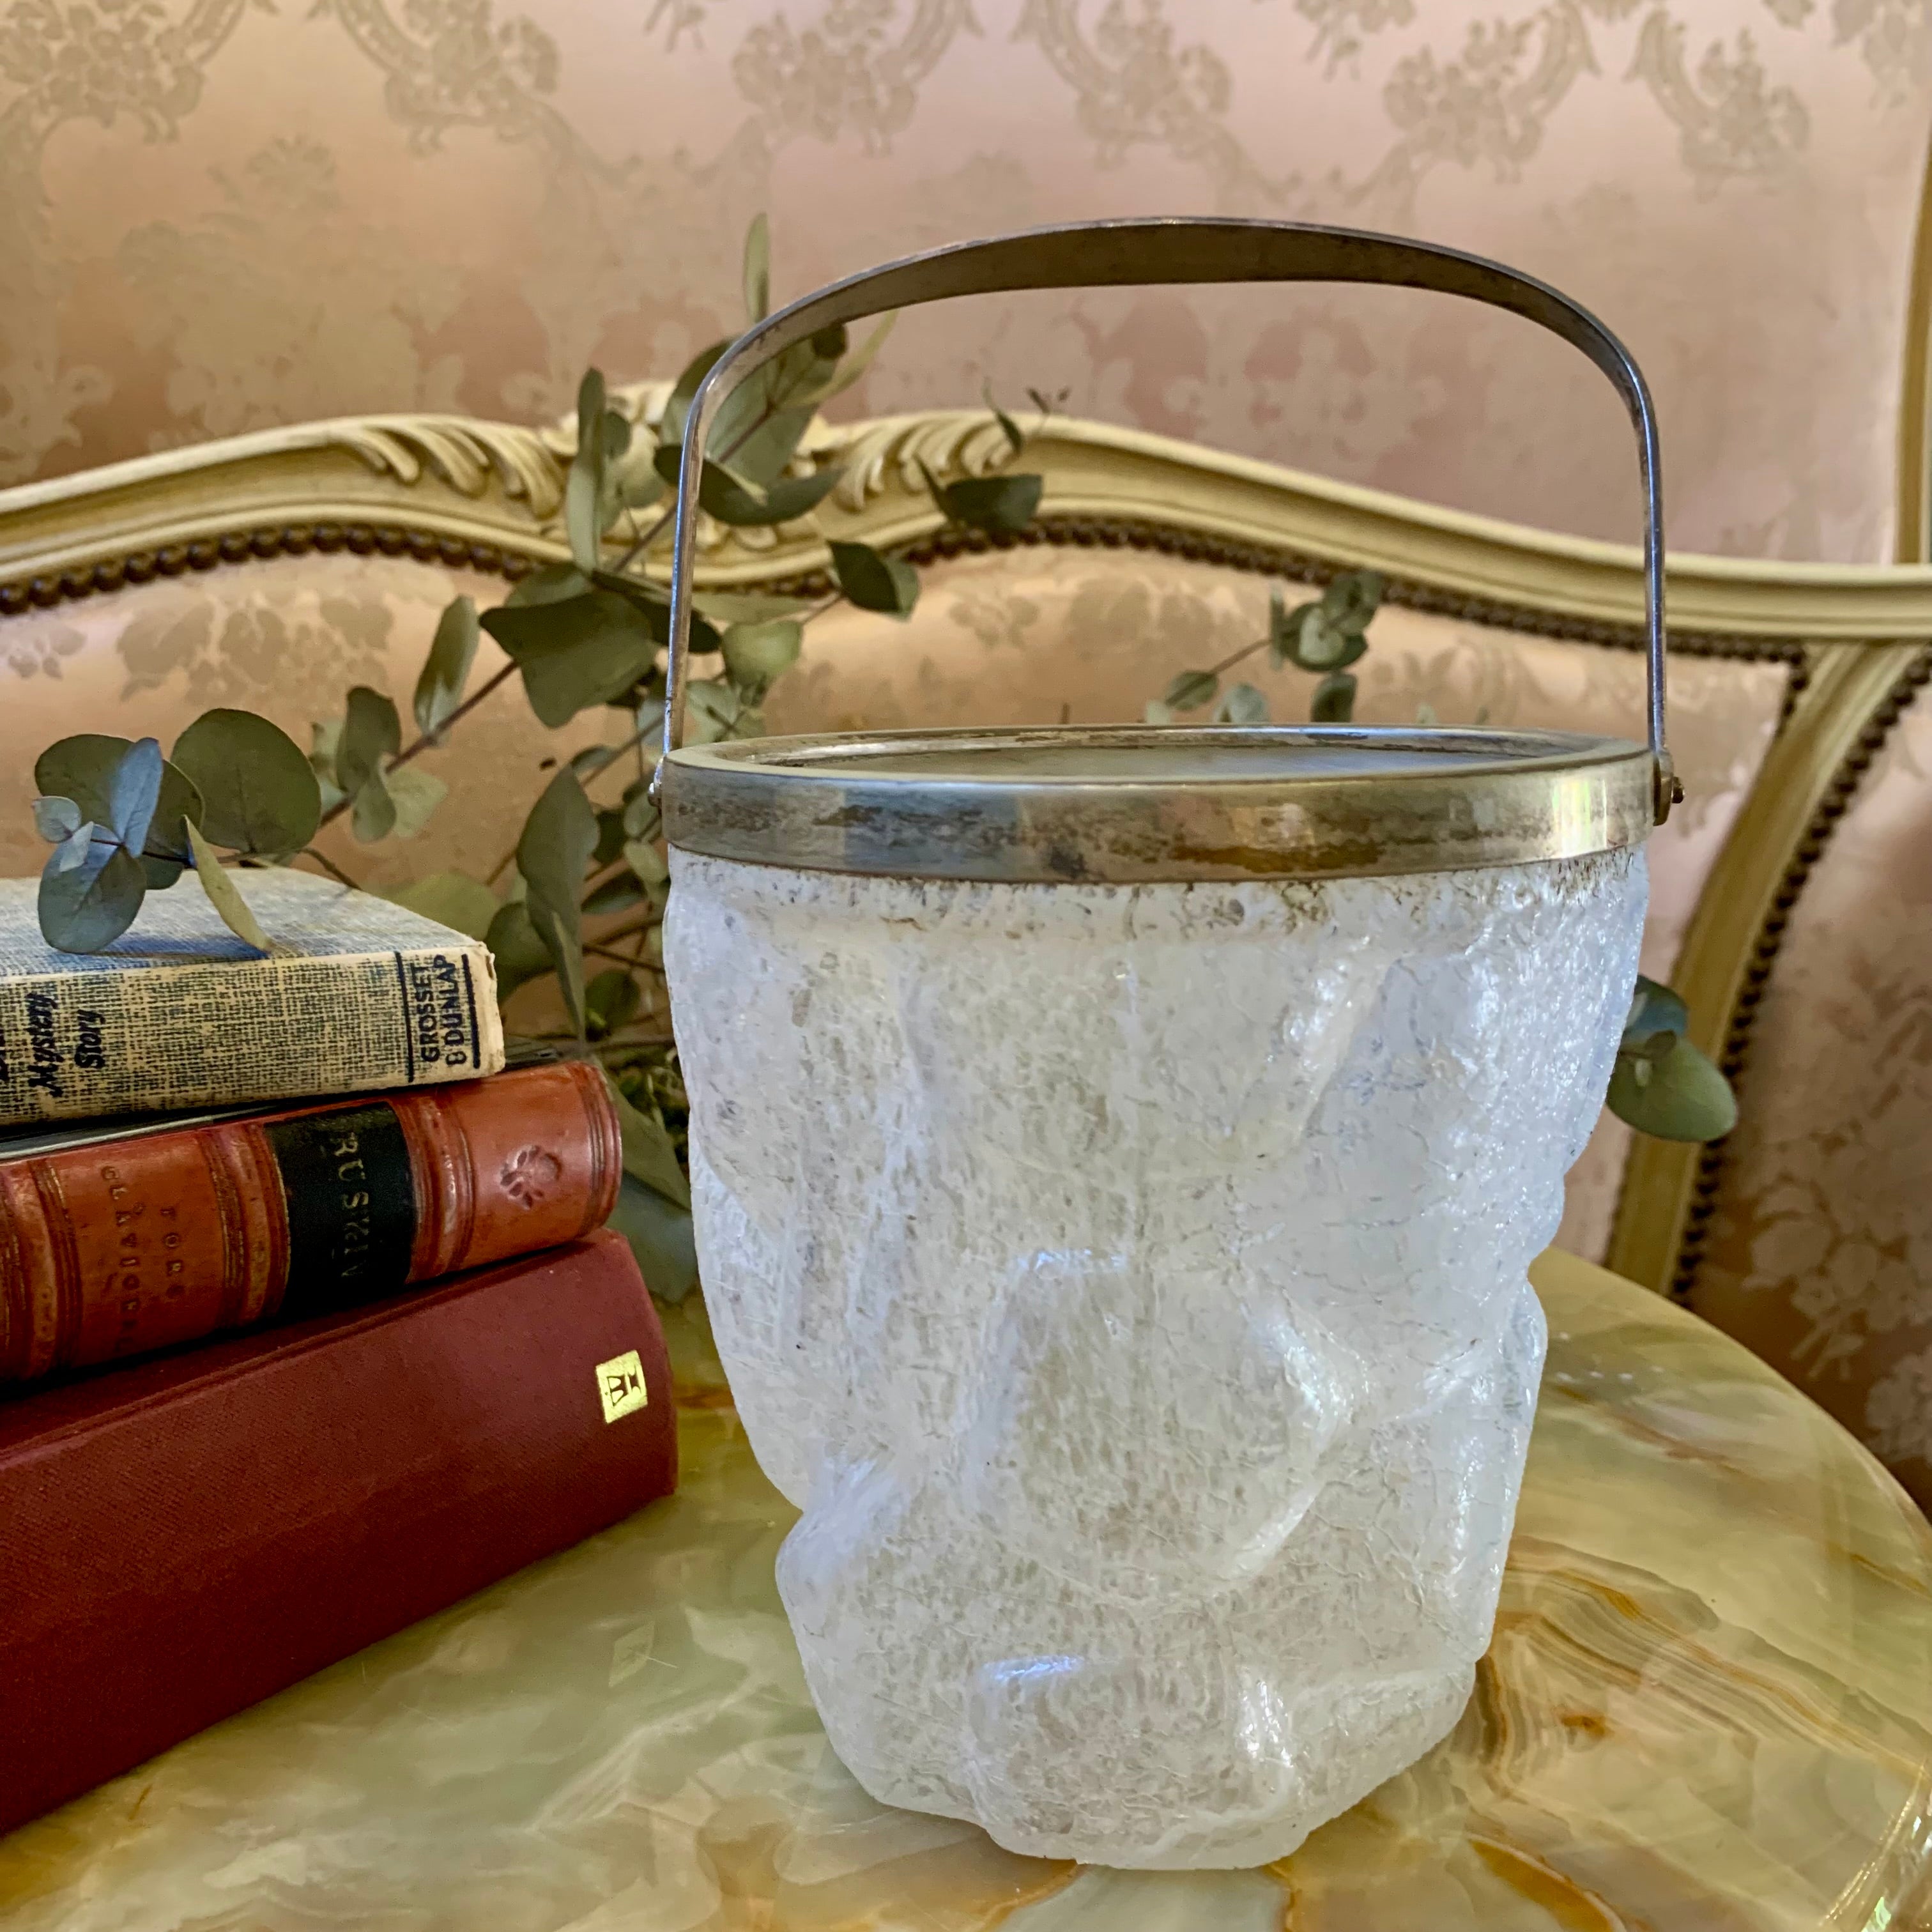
(608, 394, 785, 574)
(1208, 633, 1269, 680)
(586, 941, 652, 967)
(315, 662, 518, 832)
(299, 846, 359, 888)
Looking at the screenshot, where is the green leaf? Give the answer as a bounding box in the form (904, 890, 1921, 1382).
(658, 339, 730, 454)
(384, 765, 447, 840)
(1310, 671, 1358, 723)
(742, 211, 770, 324)
(505, 562, 593, 608)
(480, 592, 661, 729)
(1144, 700, 1176, 725)
(689, 590, 815, 627)
(384, 869, 498, 939)
(583, 873, 647, 916)
(38, 836, 146, 953)
(1623, 974, 1690, 1046)
(585, 967, 641, 1039)
(309, 721, 348, 812)
(33, 795, 82, 842)
(684, 677, 742, 746)
(1606, 1036, 1737, 1142)
(590, 805, 626, 869)
(1320, 570, 1385, 632)
(1216, 682, 1269, 725)
(621, 784, 661, 841)
(517, 769, 600, 1035)
(1292, 606, 1368, 672)
(337, 687, 401, 799)
(606, 1174, 699, 1303)
(654, 447, 843, 526)
(788, 312, 895, 409)
(171, 709, 322, 855)
(565, 368, 609, 572)
(183, 821, 271, 953)
(726, 405, 815, 488)
(105, 737, 164, 859)
(1162, 670, 1220, 712)
(721, 618, 802, 695)
(414, 595, 479, 744)
(351, 768, 397, 843)
(922, 463, 1043, 534)
(34, 733, 203, 862)
(828, 539, 919, 618)
(983, 381, 1025, 457)
(608, 441, 666, 512)
(624, 836, 668, 885)
(606, 1075, 691, 1207)
(484, 898, 554, 1003)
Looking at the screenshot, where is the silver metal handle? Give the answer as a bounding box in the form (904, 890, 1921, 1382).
(658, 217, 1676, 823)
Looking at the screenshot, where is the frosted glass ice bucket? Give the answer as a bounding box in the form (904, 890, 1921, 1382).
(655, 220, 1674, 1867)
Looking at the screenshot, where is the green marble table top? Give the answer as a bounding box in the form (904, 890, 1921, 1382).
(3, 1251, 1929, 1931)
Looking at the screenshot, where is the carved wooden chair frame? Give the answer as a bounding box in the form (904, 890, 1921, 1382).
(4, 383, 1931, 1299)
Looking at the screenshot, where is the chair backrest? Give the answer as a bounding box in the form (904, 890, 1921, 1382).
(3, 390, 1929, 1506)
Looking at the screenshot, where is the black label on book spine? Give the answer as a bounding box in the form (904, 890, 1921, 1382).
(267, 1103, 417, 1317)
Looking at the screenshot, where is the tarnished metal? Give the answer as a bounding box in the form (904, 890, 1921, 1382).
(659, 724, 1656, 883)
(656, 218, 1677, 878)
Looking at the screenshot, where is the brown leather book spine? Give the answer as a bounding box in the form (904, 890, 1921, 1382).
(0, 1232, 675, 1839)
(0, 1058, 620, 1383)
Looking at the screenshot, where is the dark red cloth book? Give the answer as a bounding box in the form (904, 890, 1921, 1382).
(0, 1230, 675, 1837)
(0, 1055, 622, 1383)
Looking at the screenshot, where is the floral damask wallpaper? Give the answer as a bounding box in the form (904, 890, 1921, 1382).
(4, 0, 1931, 558)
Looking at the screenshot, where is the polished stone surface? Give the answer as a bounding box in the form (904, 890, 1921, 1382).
(1, 1250, 1929, 1929)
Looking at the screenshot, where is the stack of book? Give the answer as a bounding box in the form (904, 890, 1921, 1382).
(0, 870, 677, 1836)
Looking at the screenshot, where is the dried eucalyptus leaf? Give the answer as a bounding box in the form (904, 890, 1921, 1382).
(1321, 569, 1386, 632)
(583, 873, 647, 916)
(828, 539, 919, 618)
(606, 1173, 700, 1302)
(414, 595, 479, 743)
(480, 591, 660, 728)
(1268, 591, 1315, 669)
(1162, 670, 1219, 712)
(172, 709, 321, 855)
(1623, 973, 1690, 1045)
(606, 1075, 691, 1208)
(983, 381, 1025, 457)
(1144, 700, 1176, 726)
(35, 733, 203, 861)
(742, 211, 771, 324)
(659, 452, 841, 527)
(518, 768, 600, 1034)
(721, 618, 802, 694)
(106, 738, 164, 860)
(689, 590, 814, 626)
(505, 562, 593, 608)
(32, 796, 82, 843)
(788, 312, 894, 408)
(484, 898, 553, 1002)
(1310, 671, 1358, 723)
(39, 836, 145, 953)
(351, 766, 398, 843)
(383, 765, 446, 840)
(1216, 682, 1269, 725)
(183, 822, 271, 953)
(585, 967, 641, 1039)
(565, 367, 609, 572)
(338, 687, 402, 799)
(659, 340, 730, 451)
(934, 471, 1043, 534)
(384, 869, 498, 939)
(1606, 1036, 1736, 1142)
(1293, 607, 1367, 672)
(728, 405, 815, 487)
(622, 788, 662, 841)
(684, 678, 741, 747)
(624, 836, 669, 885)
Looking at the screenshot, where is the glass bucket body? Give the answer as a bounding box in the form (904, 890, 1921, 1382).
(663, 841, 1648, 1866)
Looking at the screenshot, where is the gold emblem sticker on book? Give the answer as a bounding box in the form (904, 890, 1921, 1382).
(597, 1349, 649, 1424)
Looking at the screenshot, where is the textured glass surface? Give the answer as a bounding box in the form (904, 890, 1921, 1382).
(665, 848, 1647, 1867)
